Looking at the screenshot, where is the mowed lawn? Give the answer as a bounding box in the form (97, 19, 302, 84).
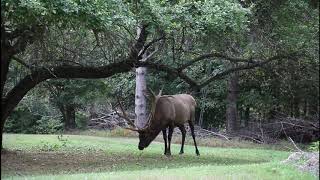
(1, 133, 316, 180)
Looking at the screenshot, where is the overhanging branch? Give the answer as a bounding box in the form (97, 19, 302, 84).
(178, 52, 254, 71)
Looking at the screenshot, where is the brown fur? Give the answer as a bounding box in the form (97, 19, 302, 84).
(137, 94, 200, 156)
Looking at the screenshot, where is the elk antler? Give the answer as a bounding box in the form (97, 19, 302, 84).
(147, 87, 156, 97)
(114, 96, 137, 129)
(158, 86, 164, 96)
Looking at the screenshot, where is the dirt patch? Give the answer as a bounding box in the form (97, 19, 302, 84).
(282, 152, 319, 176)
(1, 149, 143, 177)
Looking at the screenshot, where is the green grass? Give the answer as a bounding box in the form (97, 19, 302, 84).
(1, 133, 317, 180)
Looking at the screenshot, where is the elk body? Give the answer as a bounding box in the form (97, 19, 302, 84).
(121, 90, 200, 156)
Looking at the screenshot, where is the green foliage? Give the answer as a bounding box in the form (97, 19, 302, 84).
(3, 0, 319, 134)
(35, 116, 63, 134)
(1, 0, 135, 30)
(75, 111, 88, 129)
(308, 141, 319, 152)
(49, 79, 111, 107)
(4, 105, 62, 134)
(39, 135, 68, 151)
(4, 106, 41, 133)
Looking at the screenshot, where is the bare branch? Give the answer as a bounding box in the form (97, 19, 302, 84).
(139, 48, 159, 62)
(288, 136, 303, 152)
(200, 128, 230, 141)
(138, 36, 165, 57)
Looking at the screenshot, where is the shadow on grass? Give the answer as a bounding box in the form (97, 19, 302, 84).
(1, 149, 267, 178)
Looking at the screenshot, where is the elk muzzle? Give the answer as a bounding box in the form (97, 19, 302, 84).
(138, 145, 144, 150)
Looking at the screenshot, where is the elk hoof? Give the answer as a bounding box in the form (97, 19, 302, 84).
(196, 150, 200, 156)
(179, 151, 184, 155)
(165, 152, 171, 156)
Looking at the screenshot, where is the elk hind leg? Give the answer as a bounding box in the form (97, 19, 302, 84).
(188, 120, 200, 156)
(177, 124, 186, 154)
(167, 125, 174, 156)
(162, 128, 168, 155)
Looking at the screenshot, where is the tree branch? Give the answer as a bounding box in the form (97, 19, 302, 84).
(138, 61, 199, 87)
(178, 52, 253, 71)
(2, 23, 151, 121)
(198, 53, 300, 88)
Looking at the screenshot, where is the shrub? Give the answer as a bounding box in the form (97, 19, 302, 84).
(308, 141, 319, 152)
(4, 106, 41, 133)
(35, 116, 63, 134)
(75, 111, 88, 129)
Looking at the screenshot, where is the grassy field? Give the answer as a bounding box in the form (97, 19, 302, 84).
(1, 133, 317, 180)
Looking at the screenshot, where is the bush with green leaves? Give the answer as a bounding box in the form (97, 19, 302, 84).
(4, 106, 41, 133)
(35, 116, 63, 134)
(308, 141, 319, 152)
(75, 111, 88, 130)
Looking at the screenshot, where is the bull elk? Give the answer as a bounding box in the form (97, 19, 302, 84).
(117, 89, 200, 156)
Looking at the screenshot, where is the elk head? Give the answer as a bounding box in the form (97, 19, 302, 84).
(116, 88, 162, 150)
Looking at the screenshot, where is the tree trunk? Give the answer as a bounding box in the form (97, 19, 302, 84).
(1, 46, 11, 150)
(244, 106, 250, 127)
(0, 117, 5, 150)
(226, 72, 239, 133)
(293, 96, 300, 118)
(134, 25, 149, 129)
(1, 49, 11, 98)
(135, 67, 148, 129)
(64, 104, 76, 130)
(88, 104, 98, 119)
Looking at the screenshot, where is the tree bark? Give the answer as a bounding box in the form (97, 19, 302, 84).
(58, 104, 76, 130)
(0, 43, 12, 150)
(293, 96, 300, 118)
(64, 104, 76, 130)
(226, 72, 239, 133)
(135, 67, 148, 129)
(134, 25, 149, 129)
(244, 106, 250, 127)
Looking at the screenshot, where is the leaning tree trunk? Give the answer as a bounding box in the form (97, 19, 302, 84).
(135, 67, 148, 129)
(1, 46, 12, 150)
(226, 72, 239, 133)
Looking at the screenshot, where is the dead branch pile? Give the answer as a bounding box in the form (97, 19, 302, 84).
(237, 114, 319, 144)
(174, 125, 230, 140)
(87, 111, 135, 130)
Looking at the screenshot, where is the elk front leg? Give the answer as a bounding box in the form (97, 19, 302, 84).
(177, 124, 186, 154)
(167, 125, 174, 156)
(162, 128, 168, 155)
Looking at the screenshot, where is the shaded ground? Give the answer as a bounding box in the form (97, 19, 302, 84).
(1, 149, 266, 177)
